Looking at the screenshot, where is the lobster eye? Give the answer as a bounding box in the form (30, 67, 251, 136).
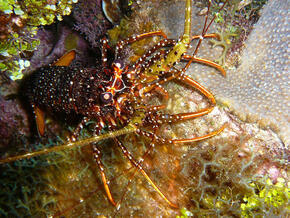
(113, 60, 124, 69)
(100, 92, 113, 104)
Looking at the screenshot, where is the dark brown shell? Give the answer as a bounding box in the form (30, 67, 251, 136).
(27, 65, 122, 119)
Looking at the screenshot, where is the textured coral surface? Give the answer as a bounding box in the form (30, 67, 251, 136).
(183, 0, 289, 145)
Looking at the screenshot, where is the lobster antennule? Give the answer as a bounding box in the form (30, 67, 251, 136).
(182, 0, 192, 45)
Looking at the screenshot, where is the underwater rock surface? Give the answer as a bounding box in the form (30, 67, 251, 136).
(160, 0, 289, 145)
(187, 0, 289, 145)
(224, 0, 289, 145)
(224, 0, 289, 146)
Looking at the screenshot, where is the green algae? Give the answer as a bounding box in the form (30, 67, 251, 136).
(175, 177, 289, 218)
(0, 0, 78, 81)
(0, 142, 60, 217)
(241, 178, 289, 217)
(210, 30, 238, 66)
(204, 0, 268, 67)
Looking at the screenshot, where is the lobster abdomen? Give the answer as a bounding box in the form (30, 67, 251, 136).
(28, 66, 106, 117)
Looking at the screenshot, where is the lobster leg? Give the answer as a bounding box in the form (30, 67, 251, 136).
(142, 84, 169, 111)
(171, 123, 227, 144)
(177, 73, 216, 105)
(141, 68, 216, 107)
(144, 84, 169, 101)
(136, 33, 223, 78)
(70, 117, 89, 141)
(113, 137, 178, 208)
(134, 81, 170, 111)
(116, 128, 159, 208)
(115, 31, 167, 58)
(190, 0, 229, 58)
(191, 33, 218, 41)
(146, 73, 228, 142)
(182, 55, 226, 76)
(136, 123, 226, 145)
(138, 74, 215, 122)
(134, 39, 176, 67)
(92, 144, 117, 206)
(139, 68, 227, 144)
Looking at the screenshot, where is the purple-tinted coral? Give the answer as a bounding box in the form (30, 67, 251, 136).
(73, 0, 112, 48)
(0, 95, 29, 149)
(27, 25, 91, 72)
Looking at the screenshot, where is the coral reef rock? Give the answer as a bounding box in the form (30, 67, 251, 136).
(186, 0, 289, 146)
(159, 0, 289, 145)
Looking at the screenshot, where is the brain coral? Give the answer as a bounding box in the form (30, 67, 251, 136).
(184, 0, 289, 145)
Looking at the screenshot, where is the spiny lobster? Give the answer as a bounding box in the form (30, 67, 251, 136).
(1, 0, 228, 210)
